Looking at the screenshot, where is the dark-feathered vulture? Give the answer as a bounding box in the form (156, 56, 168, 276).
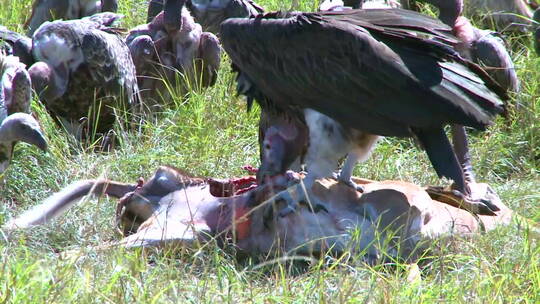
(222, 9, 507, 214)
(25, 0, 118, 36)
(1, 13, 140, 144)
(127, 0, 221, 107)
(0, 53, 47, 174)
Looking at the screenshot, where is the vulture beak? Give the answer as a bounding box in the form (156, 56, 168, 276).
(25, 127, 48, 152)
(164, 0, 185, 34)
(22, 129, 49, 152)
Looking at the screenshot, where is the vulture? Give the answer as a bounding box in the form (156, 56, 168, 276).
(146, 0, 264, 34)
(401, 0, 534, 33)
(127, 0, 221, 107)
(185, 0, 264, 33)
(0, 53, 47, 174)
(1, 13, 140, 146)
(222, 9, 508, 215)
(402, 0, 519, 93)
(25, 0, 119, 36)
(275, 0, 516, 201)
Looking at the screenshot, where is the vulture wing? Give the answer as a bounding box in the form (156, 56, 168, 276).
(80, 17, 140, 107)
(221, 9, 506, 137)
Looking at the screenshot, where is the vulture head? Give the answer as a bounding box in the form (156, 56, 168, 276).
(257, 120, 307, 184)
(0, 113, 48, 152)
(28, 61, 68, 101)
(0, 55, 48, 174)
(128, 35, 159, 73)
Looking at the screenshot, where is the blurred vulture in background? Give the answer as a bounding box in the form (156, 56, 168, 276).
(127, 0, 221, 108)
(25, 0, 118, 35)
(0, 53, 47, 175)
(147, 0, 264, 34)
(1, 13, 140, 147)
(401, 0, 535, 33)
(406, 0, 519, 93)
(222, 9, 508, 215)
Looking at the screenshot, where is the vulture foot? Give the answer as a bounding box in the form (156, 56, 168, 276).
(425, 183, 501, 216)
(337, 173, 365, 193)
(263, 183, 329, 226)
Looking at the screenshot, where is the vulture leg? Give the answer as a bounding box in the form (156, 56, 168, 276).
(450, 124, 501, 213)
(337, 133, 380, 191)
(414, 127, 500, 215)
(266, 181, 329, 218)
(533, 9, 540, 55)
(147, 0, 164, 23)
(337, 152, 366, 192)
(101, 0, 119, 12)
(451, 124, 475, 185)
(413, 127, 465, 191)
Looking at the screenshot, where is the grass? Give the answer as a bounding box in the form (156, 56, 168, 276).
(0, 0, 539, 302)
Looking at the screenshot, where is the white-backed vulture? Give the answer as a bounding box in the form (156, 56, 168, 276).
(127, 1, 221, 108)
(0, 53, 47, 174)
(2, 13, 140, 146)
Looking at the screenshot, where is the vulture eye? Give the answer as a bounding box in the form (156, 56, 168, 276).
(264, 143, 271, 150)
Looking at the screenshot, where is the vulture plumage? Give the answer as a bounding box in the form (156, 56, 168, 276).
(127, 0, 221, 107)
(222, 9, 507, 215)
(0, 53, 47, 174)
(402, 0, 534, 33)
(147, 0, 264, 34)
(399, 0, 519, 93)
(1, 13, 140, 145)
(186, 0, 264, 33)
(25, 0, 119, 36)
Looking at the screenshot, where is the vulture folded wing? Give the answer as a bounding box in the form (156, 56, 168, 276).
(221, 9, 506, 136)
(81, 29, 139, 106)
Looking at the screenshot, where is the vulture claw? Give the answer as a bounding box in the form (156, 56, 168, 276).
(263, 183, 329, 226)
(337, 175, 365, 193)
(425, 184, 502, 216)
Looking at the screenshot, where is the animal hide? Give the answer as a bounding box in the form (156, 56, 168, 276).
(112, 167, 515, 262)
